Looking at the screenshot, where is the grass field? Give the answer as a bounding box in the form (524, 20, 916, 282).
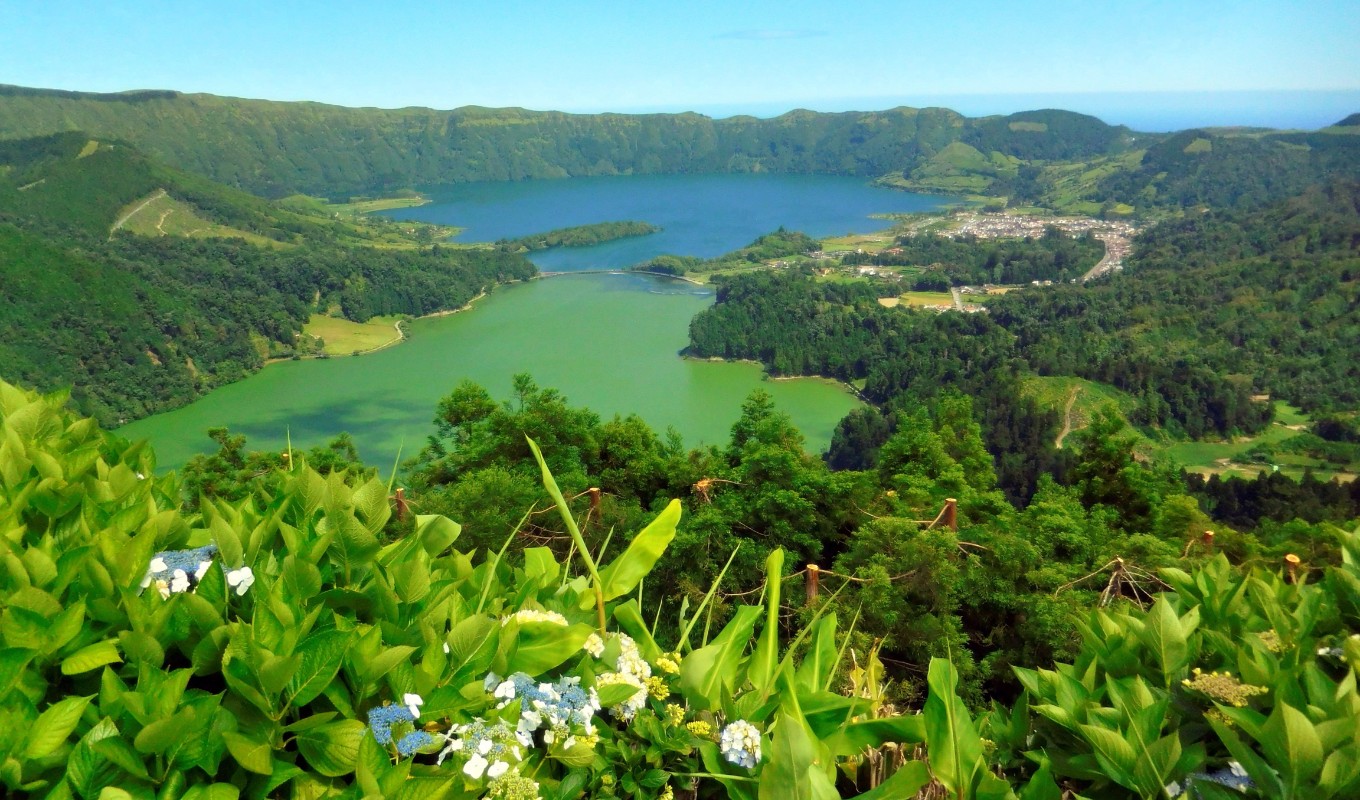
(821, 232, 897, 254)
(303, 314, 404, 355)
(116, 191, 278, 246)
(896, 291, 956, 308)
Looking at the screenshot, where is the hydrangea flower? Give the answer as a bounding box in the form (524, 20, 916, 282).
(140, 545, 218, 596)
(367, 703, 416, 746)
(719, 720, 762, 768)
(437, 718, 525, 778)
(583, 633, 605, 658)
(395, 730, 435, 757)
(486, 769, 541, 800)
(226, 566, 255, 596)
(487, 671, 601, 744)
(403, 692, 424, 718)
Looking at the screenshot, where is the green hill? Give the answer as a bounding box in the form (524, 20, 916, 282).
(0, 133, 536, 425)
(0, 84, 1137, 199)
(0, 131, 453, 246)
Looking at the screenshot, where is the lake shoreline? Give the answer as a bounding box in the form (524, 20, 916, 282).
(684, 355, 869, 403)
(268, 289, 494, 365)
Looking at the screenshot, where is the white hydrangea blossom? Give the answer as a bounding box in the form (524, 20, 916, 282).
(403, 693, 424, 719)
(583, 632, 605, 658)
(226, 566, 255, 596)
(719, 720, 762, 769)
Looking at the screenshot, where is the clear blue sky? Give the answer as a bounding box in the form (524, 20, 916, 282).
(1, 1, 1356, 127)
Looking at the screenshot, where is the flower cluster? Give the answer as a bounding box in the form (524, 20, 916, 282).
(487, 672, 602, 748)
(485, 768, 541, 799)
(437, 719, 527, 780)
(594, 633, 652, 721)
(502, 609, 569, 626)
(1256, 629, 1286, 653)
(140, 545, 218, 598)
(367, 703, 416, 746)
(719, 720, 762, 769)
(1181, 669, 1268, 707)
(583, 632, 605, 658)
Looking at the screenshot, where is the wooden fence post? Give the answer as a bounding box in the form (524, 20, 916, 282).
(944, 498, 958, 532)
(806, 564, 820, 604)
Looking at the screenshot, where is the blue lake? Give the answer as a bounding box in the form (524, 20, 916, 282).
(124, 174, 953, 469)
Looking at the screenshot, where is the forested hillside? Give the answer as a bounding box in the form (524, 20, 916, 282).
(0, 133, 536, 424)
(686, 182, 1360, 501)
(0, 85, 1136, 198)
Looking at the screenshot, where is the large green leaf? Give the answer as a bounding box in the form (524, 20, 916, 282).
(222, 731, 273, 776)
(856, 761, 932, 800)
(286, 629, 351, 708)
(924, 657, 986, 797)
(25, 695, 91, 759)
(680, 606, 761, 711)
(60, 640, 121, 675)
(1139, 596, 1195, 687)
(758, 710, 838, 800)
(505, 621, 592, 676)
(295, 720, 366, 778)
(746, 548, 784, 696)
(597, 500, 681, 601)
(1260, 702, 1325, 795)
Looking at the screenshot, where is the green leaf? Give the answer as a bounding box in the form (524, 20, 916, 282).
(287, 630, 351, 708)
(222, 731, 273, 775)
(856, 761, 932, 800)
(680, 605, 761, 711)
(360, 645, 416, 684)
(505, 621, 592, 676)
(1140, 596, 1191, 687)
(747, 548, 784, 696)
(597, 499, 681, 600)
(61, 640, 122, 675)
(759, 710, 838, 800)
(924, 658, 986, 797)
(1079, 725, 1139, 789)
(414, 514, 461, 556)
(1260, 702, 1325, 794)
(210, 515, 244, 568)
(1018, 759, 1062, 800)
(596, 682, 643, 708)
(794, 614, 838, 694)
(295, 720, 365, 778)
(25, 695, 91, 759)
(133, 710, 197, 755)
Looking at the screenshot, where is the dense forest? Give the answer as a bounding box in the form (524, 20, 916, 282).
(0, 133, 536, 424)
(497, 220, 659, 252)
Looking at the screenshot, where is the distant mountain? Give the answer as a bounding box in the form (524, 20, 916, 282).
(0, 84, 1139, 199)
(1336, 113, 1360, 127)
(0, 132, 535, 425)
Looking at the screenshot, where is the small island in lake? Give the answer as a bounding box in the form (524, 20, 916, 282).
(496, 219, 660, 251)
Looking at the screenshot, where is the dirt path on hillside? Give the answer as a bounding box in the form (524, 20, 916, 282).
(110, 188, 166, 235)
(1055, 386, 1081, 448)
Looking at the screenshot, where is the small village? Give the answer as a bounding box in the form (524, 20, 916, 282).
(802, 210, 1140, 314)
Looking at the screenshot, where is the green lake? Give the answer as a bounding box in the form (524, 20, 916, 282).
(121, 174, 953, 469)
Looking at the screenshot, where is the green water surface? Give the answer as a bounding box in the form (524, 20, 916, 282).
(121, 274, 863, 469)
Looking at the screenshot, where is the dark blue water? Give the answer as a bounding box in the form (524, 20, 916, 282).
(381, 173, 952, 271)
